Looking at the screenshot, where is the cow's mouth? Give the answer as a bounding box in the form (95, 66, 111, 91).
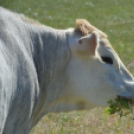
(117, 95, 134, 107)
(117, 95, 132, 101)
(117, 94, 134, 102)
(107, 95, 134, 116)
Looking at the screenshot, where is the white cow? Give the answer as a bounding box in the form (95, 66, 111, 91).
(0, 7, 134, 134)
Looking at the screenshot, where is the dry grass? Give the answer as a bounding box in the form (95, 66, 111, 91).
(31, 108, 134, 134)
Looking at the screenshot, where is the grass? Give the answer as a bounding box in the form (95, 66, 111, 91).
(31, 109, 134, 134)
(1, 0, 134, 133)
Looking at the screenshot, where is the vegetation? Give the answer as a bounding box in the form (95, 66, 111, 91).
(1, 0, 134, 133)
(106, 98, 133, 117)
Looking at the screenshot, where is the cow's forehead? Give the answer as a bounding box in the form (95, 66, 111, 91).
(75, 19, 107, 38)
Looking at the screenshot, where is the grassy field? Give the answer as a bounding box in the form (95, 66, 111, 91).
(1, 0, 134, 133)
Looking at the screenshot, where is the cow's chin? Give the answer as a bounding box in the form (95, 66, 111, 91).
(46, 100, 97, 114)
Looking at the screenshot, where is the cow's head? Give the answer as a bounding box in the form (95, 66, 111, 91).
(63, 19, 134, 110)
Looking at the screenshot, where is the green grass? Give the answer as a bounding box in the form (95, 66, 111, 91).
(1, 0, 134, 133)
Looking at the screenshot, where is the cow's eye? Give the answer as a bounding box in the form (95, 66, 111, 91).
(101, 57, 113, 64)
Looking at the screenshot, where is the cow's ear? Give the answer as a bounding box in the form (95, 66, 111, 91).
(77, 31, 99, 56)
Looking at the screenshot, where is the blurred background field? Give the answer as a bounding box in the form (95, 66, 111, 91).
(1, 0, 134, 133)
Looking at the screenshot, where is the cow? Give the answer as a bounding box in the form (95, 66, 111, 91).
(0, 7, 134, 134)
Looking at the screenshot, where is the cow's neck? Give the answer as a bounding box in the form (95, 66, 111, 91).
(31, 26, 70, 90)
(30, 26, 71, 127)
